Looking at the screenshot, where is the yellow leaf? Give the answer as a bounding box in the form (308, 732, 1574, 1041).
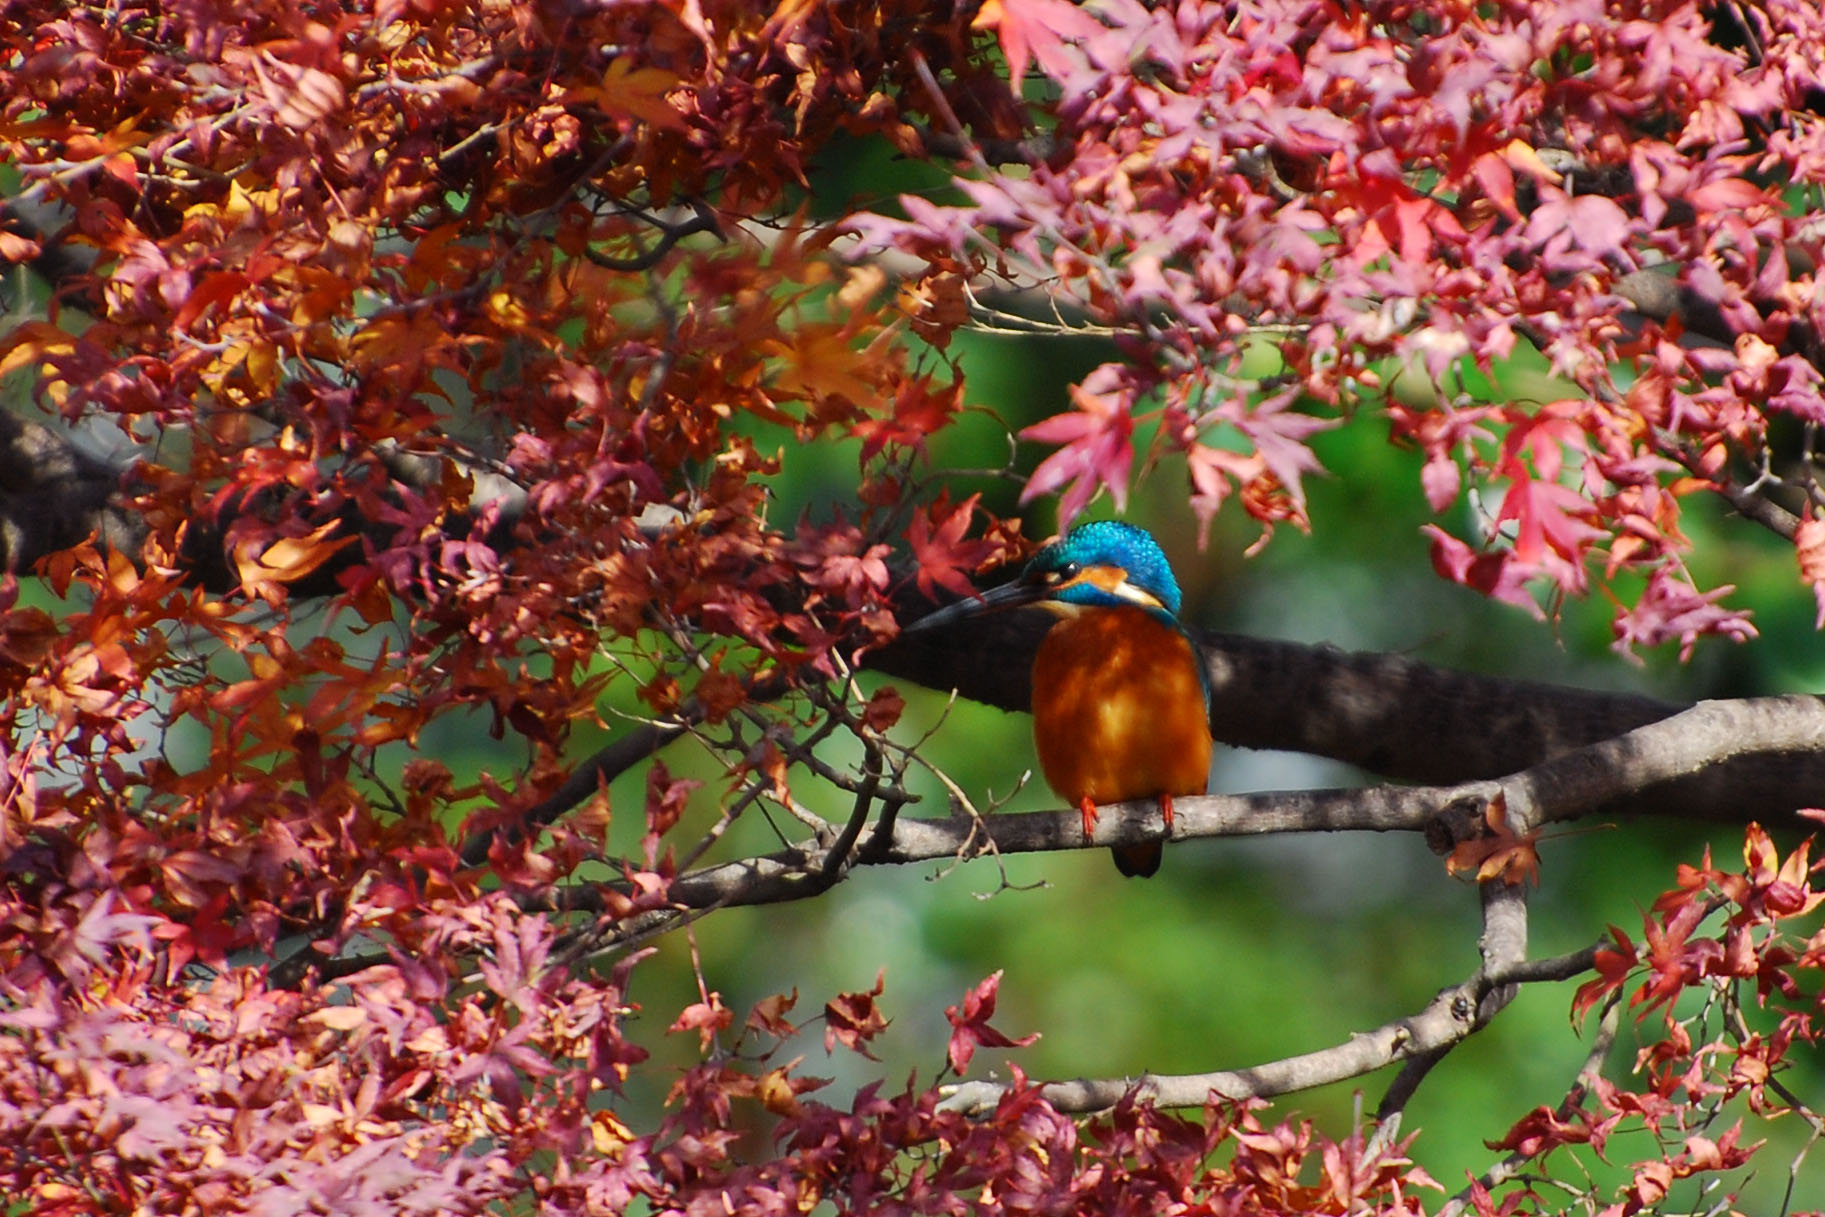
(0, 321, 76, 381)
(485, 287, 531, 330)
(769, 325, 876, 409)
(592, 1110, 633, 1153)
(601, 58, 686, 131)
(184, 179, 259, 227)
(1501, 139, 1562, 184)
(308, 1005, 368, 1031)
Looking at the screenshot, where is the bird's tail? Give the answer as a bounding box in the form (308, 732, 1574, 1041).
(1110, 842, 1162, 878)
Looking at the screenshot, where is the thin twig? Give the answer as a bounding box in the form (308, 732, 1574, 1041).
(1439, 992, 1624, 1217)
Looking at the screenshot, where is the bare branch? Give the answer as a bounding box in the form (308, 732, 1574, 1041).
(1374, 882, 1531, 1129)
(581, 200, 723, 272)
(937, 861, 1546, 1116)
(548, 696, 1825, 922)
(372, 438, 529, 523)
(936, 930, 1537, 1113)
(504, 696, 1825, 1017)
(1491, 694, 1825, 832)
(910, 122, 1064, 168)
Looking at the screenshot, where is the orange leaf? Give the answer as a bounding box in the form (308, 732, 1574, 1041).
(768, 325, 878, 412)
(234, 521, 355, 606)
(0, 229, 41, 262)
(1445, 792, 1542, 887)
(0, 321, 77, 380)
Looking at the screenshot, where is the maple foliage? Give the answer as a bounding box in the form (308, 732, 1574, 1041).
(856, 0, 1825, 654)
(3, 0, 1825, 1214)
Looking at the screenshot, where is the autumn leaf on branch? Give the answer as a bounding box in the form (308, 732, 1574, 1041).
(824, 970, 890, 1060)
(1019, 363, 1138, 525)
(230, 519, 357, 608)
(1445, 792, 1543, 887)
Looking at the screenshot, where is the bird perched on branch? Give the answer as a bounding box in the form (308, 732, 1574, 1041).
(911, 520, 1212, 877)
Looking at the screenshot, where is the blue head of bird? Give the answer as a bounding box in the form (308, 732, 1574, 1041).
(910, 520, 1184, 629)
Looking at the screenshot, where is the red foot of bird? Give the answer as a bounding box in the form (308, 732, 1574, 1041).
(1079, 796, 1099, 838)
(1160, 792, 1175, 830)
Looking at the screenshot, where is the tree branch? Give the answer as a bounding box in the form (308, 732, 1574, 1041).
(939, 852, 1542, 1116)
(935, 897, 1544, 1114)
(877, 616, 1825, 822)
(458, 719, 687, 867)
(538, 697, 1824, 964)
(0, 412, 144, 571)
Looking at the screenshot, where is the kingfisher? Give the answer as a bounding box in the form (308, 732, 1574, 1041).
(911, 521, 1212, 877)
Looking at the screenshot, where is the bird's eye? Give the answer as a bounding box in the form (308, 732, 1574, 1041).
(1053, 562, 1082, 582)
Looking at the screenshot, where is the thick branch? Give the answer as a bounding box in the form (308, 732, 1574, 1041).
(877, 611, 1680, 777)
(1493, 694, 1825, 831)
(0, 412, 144, 570)
(875, 618, 1825, 822)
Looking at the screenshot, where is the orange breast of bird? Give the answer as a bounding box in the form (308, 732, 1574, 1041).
(1029, 605, 1212, 810)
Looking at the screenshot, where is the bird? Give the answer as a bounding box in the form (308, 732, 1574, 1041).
(910, 520, 1212, 877)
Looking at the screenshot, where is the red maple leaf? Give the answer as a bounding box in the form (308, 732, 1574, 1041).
(1572, 926, 1640, 1023)
(907, 492, 997, 602)
(853, 380, 961, 464)
(824, 970, 889, 1059)
(945, 970, 1039, 1075)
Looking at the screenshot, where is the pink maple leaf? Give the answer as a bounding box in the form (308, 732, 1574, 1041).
(1497, 475, 1603, 588)
(1798, 512, 1825, 628)
(1524, 191, 1634, 270)
(1186, 440, 1261, 545)
(1423, 525, 1545, 618)
(972, 0, 1105, 93)
(1611, 567, 1755, 661)
(1226, 387, 1335, 516)
(1020, 364, 1136, 525)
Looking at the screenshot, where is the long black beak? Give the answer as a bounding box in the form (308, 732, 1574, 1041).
(904, 577, 1047, 633)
